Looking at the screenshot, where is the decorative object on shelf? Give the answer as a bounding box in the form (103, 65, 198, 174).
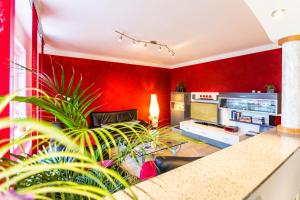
(236, 112, 242, 120)
(175, 81, 186, 92)
(239, 116, 252, 123)
(224, 126, 239, 133)
(252, 117, 265, 125)
(0, 1, 5, 33)
(149, 94, 160, 127)
(231, 111, 243, 121)
(231, 110, 237, 120)
(115, 30, 175, 57)
(265, 84, 276, 93)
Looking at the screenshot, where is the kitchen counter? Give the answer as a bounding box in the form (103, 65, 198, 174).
(112, 128, 300, 200)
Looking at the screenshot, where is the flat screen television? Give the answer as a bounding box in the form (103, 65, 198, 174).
(190, 102, 218, 124)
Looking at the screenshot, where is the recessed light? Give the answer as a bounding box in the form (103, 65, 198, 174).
(271, 9, 286, 18)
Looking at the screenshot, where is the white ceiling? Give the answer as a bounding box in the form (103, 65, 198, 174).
(35, 0, 277, 68)
(245, 0, 300, 42)
(15, 0, 32, 40)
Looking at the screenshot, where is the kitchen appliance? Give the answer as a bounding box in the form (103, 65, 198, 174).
(170, 92, 191, 126)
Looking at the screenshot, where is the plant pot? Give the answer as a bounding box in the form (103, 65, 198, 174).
(176, 86, 186, 92)
(267, 88, 275, 93)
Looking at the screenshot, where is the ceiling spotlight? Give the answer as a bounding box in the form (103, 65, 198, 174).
(115, 30, 175, 57)
(132, 40, 137, 46)
(118, 35, 123, 42)
(271, 9, 286, 18)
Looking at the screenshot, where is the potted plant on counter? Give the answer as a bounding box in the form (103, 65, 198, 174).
(175, 81, 186, 92)
(265, 84, 276, 93)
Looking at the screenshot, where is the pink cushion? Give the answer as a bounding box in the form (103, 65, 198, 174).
(97, 160, 114, 168)
(139, 161, 157, 181)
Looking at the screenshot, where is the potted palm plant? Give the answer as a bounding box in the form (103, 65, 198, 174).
(175, 81, 186, 92)
(0, 62, 191, 199)
(0, 93, 138, 199)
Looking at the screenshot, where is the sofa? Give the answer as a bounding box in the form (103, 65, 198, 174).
(90, 109, 147, 128)
(140, 156, 202, 180)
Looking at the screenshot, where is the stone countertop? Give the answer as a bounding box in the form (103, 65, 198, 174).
(112, 128, 300, 200)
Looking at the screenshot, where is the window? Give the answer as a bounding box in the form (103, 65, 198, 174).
(10, 38, 28, 154)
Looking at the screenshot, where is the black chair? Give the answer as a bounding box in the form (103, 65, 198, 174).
(155, 156, 202, 174)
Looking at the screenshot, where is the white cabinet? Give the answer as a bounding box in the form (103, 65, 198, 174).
(180, 120, 246, 146)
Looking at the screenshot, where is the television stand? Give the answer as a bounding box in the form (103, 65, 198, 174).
(180, 120, 246, 148)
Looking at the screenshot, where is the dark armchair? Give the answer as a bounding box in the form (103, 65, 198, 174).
(155, 156, 201, 174)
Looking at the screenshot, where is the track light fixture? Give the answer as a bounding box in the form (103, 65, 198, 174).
(118, 35, 123, 42)
(132, 40, 137, 46)
(115, 30, 175, 57)
(158, 45, 162, 51)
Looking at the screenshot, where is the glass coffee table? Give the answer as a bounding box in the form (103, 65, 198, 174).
(133, 140, 187, 162)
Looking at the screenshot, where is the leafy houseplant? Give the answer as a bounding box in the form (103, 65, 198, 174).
(265, 84, 276, 93)
(1, 62, 191, 199)
(176, 81, 186, 92)
(0, 93, 138, 199)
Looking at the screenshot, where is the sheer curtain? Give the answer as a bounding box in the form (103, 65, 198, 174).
(10, 38, 28, 154)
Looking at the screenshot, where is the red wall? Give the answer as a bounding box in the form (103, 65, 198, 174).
(0, 0, 14, 95)
(171, 49, 282, 93)
(42, 55, 171, 125)
(0, 1, 41, 147)
(0, 0, 15, 146)
(42, 49, 282, 126)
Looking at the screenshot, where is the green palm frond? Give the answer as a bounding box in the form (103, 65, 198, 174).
(0, 119, 137, 199)
(0, 94, 139, 199)
(13, 63, 98, 128)
(1, 61, 196, 199)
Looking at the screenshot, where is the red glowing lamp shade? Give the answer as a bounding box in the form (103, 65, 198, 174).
(149, 94, 160, 127)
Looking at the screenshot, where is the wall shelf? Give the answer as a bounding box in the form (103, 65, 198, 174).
(220, 107, 275, 115)
(218, 93, 281, 115)
(229, 119, 272, 127)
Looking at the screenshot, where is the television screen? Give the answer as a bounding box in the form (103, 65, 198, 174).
(191, 102, 218, 124)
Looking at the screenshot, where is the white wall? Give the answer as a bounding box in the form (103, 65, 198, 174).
(247, 148, 300, 200)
